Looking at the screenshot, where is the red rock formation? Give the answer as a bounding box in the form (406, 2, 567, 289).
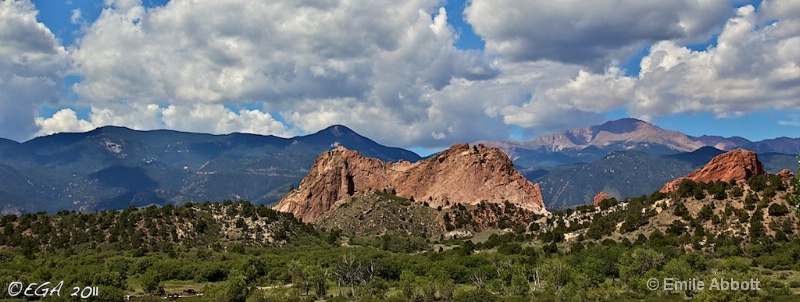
(593, 192, 610, 207)
(778, 169, 795, 179)
(274, 144, 547, 222)
(661, 149, 765, 193)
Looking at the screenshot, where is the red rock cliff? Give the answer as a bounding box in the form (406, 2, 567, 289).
(661, 149, 765, 193)
(274, 143, 547, 222)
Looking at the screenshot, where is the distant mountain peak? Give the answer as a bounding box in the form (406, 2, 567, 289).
(594, 118, 649, 133)
(690, 146, 724, 153)
(88, 125, 135, 134)
(614, 117, 645, 123)
(318, 124, 357, 137)
(520, 118, 704, 153)
(589, 118, 658, 140)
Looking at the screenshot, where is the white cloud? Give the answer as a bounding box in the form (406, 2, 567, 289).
(89, 103, 164, 130)
(482, 2, 800, 131)
(545, 67, 636, 112)
(11, 0, 800, 148)
(34, 103, 296, 138)
(67, 0, 503, 147)
(628, 4, 800, 119)
(759, 0, 800, 21)
(70, 8, 82, 24)
(0, 0, 69, 142)
(35, 109, 94, 136)
(464, 0, 732, 69)
(162, 104, 294, 137)
(104, 0, 142, 12)
(71, 0, 466, 105)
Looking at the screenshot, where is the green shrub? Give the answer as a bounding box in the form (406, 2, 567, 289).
(768, 203, 789, 216)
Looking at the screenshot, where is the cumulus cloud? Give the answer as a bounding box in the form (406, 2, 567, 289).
(545, 67, 636, 113)
(489, 2, 800, 130)
(67, 0, 502, 147)
(10, 0, 800, 148)
(0, 0, 68, 141)
(465, 0, 732, 69)
(759, 0, 800, 20)
(628, 4, 800, 119)
(440, 61, 606, 132)
(71, 0, 491, 106)
(35, 109, 94, 135)
(162, 104, 294, 136)
(89, 103, 164, 130)
(34, 103, 296, 137)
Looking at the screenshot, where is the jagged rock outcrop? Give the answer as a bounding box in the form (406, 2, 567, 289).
(778, 169, 795, 179)
(661, 149, 765, 192)
(593, 192, 610, 207)
(274, 143, 546, 222)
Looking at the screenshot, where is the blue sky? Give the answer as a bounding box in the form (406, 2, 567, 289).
(2, 0, 798, 153)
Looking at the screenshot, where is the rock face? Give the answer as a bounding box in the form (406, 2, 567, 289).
(661, 149, 765, 192)
(274, 143, 547, 222)
(778, 169, 795, 179)
(593, 192, 610, 207)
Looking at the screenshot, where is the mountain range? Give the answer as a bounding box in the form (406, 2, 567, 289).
(479, 118, 800, 168)
(477, 118, 798, 208)
(526, 147, 797, 209)
(0, 125, 419, 214)
(0, 118, 797, 214)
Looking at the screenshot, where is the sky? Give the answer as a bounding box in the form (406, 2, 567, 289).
(2, 0, 799, 154)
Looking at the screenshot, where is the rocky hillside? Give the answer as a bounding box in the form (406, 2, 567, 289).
(0, 201, 315, 251)
(541, 149, 799, 248)
(530, 151, 704, 209)
(313, 189, 546, 237)
(549, 177, 798, 250)
(315, 190, 442, 237)
(527, 146, 796, 209)
(275, 143, 546, 223)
